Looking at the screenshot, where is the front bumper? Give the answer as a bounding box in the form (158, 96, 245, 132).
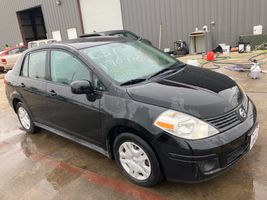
(152, 100, 258, 183)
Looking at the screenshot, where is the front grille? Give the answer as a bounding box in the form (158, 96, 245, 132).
(205, 109, 241, 132)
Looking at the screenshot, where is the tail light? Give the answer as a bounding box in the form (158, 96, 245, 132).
(3, 78, 7, 90)
(1, 58, 7, 65)
(0, 51, 7, 56)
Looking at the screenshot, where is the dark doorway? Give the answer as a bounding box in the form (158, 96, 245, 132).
(17, 6, 47, 45)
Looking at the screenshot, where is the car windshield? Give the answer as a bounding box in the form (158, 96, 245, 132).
(81, 41, 179, 83)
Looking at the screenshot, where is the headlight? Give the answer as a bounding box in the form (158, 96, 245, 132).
(154, 110, 219, 140)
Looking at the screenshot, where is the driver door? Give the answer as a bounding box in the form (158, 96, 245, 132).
(45, 50, 102, 145)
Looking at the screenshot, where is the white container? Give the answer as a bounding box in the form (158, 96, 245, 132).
(238, 44, 245, 53)
(164, 48, 170, 53)
(222, 45, 230, 54)
(187, 59, 200, 67)
(219, 43, 226, 47)
(246, 44, 251, 52)
(249, 63, 261, 79)
(253, 25, 263, 35)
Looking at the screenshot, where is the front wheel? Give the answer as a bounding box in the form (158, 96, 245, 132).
(113, 133, 163, 187)
(16, 102, 37, 134)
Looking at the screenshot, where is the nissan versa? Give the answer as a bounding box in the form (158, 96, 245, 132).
(4, 37, 259, 186)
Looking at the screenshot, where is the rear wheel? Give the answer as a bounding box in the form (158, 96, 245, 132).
(113, 133, 163, 187)
(16, 102, 37, 134)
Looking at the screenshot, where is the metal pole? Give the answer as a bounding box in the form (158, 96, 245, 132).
(159, 23, 163, 49)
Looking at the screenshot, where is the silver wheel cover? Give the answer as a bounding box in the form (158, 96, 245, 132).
(119, 141, 151, 180)
(18, 107, 31, 130)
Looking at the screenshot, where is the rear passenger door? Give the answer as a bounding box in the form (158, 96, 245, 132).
(17, 51, 49, 124)
(45, 50, 102, 144)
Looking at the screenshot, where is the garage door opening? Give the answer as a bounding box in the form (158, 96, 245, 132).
(17, 6, 47, 45)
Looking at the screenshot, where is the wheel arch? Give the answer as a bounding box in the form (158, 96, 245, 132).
(106, 120, 165, 184)
(12, 98, 21, 112)
(10, 90, 24, 113)
(105, 120, 156, 159)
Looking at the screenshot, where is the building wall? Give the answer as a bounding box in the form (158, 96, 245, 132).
(120, 0, 267, 50)
(2, 0, 267, 51)
(0, 0, 82, 48)
(80, 0, 123, 33)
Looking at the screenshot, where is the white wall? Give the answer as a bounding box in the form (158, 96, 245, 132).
(80, 0, 123, 33)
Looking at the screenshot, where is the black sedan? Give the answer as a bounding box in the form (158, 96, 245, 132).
(4, 36, 258, 186)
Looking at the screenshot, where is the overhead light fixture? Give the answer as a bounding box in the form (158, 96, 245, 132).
(56, 0, 62, 5)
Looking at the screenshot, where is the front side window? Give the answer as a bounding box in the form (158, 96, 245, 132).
(81, 41, 178, 83)
(50, 50, 91, 85)
(28, 51, 47, 80)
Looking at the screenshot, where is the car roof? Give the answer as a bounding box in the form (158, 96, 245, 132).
(79, 30, 139, 38)
(79, 33, 105, 38)
(28, 36, 131, 51)
(100, 30, 136, 35)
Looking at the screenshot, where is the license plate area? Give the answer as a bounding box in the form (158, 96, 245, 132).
(250, 125, 259, 150)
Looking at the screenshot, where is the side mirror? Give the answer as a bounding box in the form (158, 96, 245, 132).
(71, 80, 94, 94)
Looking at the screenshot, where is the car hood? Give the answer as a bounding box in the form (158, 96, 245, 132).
(127, 66, 243, 119)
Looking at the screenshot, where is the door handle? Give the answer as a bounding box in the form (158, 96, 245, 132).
(49, 90, 57, 96)
(20, 83, 25, 88)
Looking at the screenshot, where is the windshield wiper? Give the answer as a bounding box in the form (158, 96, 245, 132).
(120, 64, 186, 86)
(148, 64, 186, 80)
(120, 78, 147, 86)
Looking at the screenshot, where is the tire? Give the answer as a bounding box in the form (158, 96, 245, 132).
(16, 102, 37, 134)
(113, 133, 163, 187)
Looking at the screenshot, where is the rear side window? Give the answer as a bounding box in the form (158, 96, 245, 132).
(21, 55, 29, 77)
(28, 51, 47, 80)
(50, 50, 91, 85)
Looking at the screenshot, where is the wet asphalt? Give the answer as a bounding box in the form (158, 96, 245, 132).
(0, 53, 267, 200)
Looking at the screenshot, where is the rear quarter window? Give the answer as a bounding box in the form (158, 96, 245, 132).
(20, 55, 29, 77)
